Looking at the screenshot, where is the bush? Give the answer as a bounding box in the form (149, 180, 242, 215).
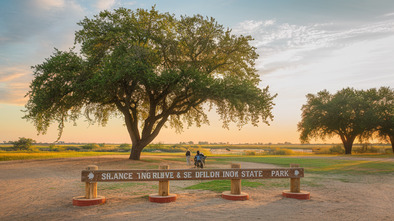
(48, 144, 66, 152)
(65, 146, 80, 151)
(118, 144, 131, 151)
(329, 145, 345, 154)
(119, 144, 131, 148)
(245, 151, 256, 156)
(313, 147, 331, 154)
(12, 137, 36, 151)
(267, 148, 294, 155)
(81, 143, 99, 150)
(353, 144, 380, 153)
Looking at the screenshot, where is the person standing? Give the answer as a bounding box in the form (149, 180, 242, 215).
(185, 149, 191, 166)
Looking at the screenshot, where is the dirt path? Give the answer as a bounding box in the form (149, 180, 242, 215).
(0, 155, 393, 221)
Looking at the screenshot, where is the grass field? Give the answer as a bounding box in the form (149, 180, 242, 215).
(185, 180, 265, 192)
(212, 156, 394, 175)
(0, 151, 128, 161)
(1, 142, 393, 177)
(1, 150, 393, 194)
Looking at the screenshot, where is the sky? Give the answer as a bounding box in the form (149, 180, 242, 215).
(0, 0, 393, 144)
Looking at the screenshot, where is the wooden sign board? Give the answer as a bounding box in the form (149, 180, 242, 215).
(81, 168, 304, 182)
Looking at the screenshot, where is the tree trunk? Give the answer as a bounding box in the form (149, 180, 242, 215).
(340, 135, 355, 155)
(343, 141, 353, 154)
(129, 143, 145, 160)
(390, 136, 394, 154)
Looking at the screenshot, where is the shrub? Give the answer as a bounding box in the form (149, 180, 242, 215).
(385, 148, 393, 154)
(119, 143, 131, 148)
(329, 145, 345, 154)
(267, 148, 294, 155)
(65, 146, 80, 151)
(81, 143, 99, 150)
(353, 144, 380, 153)
(245, 151, 256, 155)
(49, 144, 65, 152)
(313, 147, 331, 154)
(118, 144, 131, 151)
(12, 137, 36, 151)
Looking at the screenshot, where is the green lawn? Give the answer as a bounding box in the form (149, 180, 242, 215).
(1, 151, 393, 176)
(0, 151, 128, 161)
(211, 156, 394, 175)
(185, 180, 265, 192)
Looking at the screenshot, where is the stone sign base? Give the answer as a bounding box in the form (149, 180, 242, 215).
(72, 196, 106, 206)
(282, 190, 310, 200)
(222, 191, 249, 201)
(149, 194, 177, 203)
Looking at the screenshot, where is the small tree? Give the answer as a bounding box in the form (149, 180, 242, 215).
(12, 137, 36, 151)
(298, 88, 374, 154)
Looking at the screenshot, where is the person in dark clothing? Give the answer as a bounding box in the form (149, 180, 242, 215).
(194, 151, 206, 168)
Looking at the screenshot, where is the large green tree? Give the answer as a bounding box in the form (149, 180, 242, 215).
(24, 7, 276, 160)
(298, 88, 375, 154)
(370, 87, 394, 152)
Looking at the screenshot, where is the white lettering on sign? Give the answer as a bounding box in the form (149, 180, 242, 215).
(195, 171, 220, 178)
(271, 170, 289, 177)
(149, 172, 174, 179)
(137, 172, 151, 179)
(241, 170, 263, 178)
(184, 172, 192, 178)
(102, 172, 133, 180)
(83, 168, 303, 182)
(223, 171, 239, 178)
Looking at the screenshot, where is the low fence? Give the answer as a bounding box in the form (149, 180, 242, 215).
(73, 163, 310, 206)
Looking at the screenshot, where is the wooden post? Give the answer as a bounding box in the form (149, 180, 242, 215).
(290, 164, 300, 193)
(85, 165, 98, 199)
(73, 165, 106, 206)
(158, 165, 170, 196)
(282, 163, 310, 199)
(222, 163, 249, 200)
(230, 163, 241, 195)
(149, 164, 177, 203)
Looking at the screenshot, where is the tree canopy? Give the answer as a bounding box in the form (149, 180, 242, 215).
(370, 87, 394, 152)
(24, 7, 276, 160)
(298, 87, 393, 154)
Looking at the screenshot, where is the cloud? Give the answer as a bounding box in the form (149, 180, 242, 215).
(0, 0, 84, 46)
(233, 16, 394, 77)
(96, 0, 116, 11)
(34, 0, 65, 10)
(0, 66, 31, 105)
(236, 19, 276, 32)
(235, 15, 394, 131)
(382, 12, 394, 17)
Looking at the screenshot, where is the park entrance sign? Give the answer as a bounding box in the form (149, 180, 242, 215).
(73, 164, 310, 206)
(81, 168, 304, 182)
